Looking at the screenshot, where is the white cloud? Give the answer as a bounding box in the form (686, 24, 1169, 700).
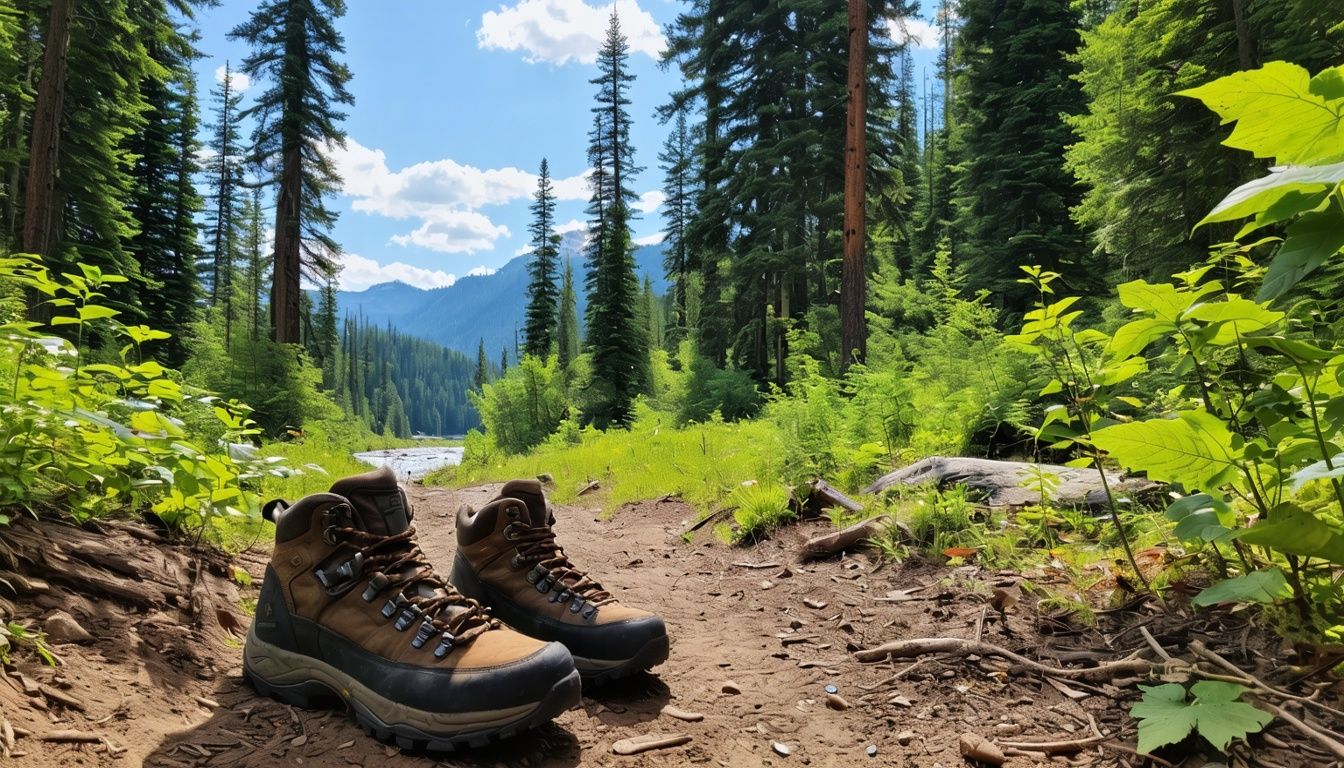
(390, 214, 512, 254)
(214, 64, 252, 93)
(634, 190, 665, 215)
(888, 17, 940, 50)
(467, 266, 498, 277)
(477, 0, 667, 66)
(514, 245, 534, 256)
(337, 252, 459, 291)
(555, 218, 588, 235)
(634, 232, 665, 247)
(330, 138, 594, 255)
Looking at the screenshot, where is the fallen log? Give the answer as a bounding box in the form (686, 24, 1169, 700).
(862, 456, 1161, 510)
(798, 515, 908, 561)
(799, 479, 863, 518)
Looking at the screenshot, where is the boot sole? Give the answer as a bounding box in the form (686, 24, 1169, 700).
(242, 630, 581, 751)
(573, 634, 671, 685)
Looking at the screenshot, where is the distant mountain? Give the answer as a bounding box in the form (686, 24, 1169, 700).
(335, 240, 667, 358)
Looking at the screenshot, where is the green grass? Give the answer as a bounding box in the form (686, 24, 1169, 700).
(429, 410, 783, 515)
(259, 418, 435, 499)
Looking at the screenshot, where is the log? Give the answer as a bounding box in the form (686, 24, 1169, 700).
(799, 515, 907, 561)
(862, 456, 1161, 510)
(800, 479, 863, 518)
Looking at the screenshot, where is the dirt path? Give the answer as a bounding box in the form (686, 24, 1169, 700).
(6, 485, 1174, 767)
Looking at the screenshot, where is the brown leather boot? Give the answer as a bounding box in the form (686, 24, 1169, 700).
(243, 468, 580, 751)
(451, 479, 669, 683)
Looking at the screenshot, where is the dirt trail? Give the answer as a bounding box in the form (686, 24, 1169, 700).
(3, 484, 1260, 767)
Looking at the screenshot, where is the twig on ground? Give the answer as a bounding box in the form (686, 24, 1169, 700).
(1189, 640, 1344, 722)
(1139, 626, 1173, 662)
(1258, 701, 1344, 762)
(854, 637, 1155, 682)
(40, 730, 102, 743)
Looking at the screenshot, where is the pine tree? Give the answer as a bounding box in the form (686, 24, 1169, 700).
(522, 158, 559, 358)
(127, 51, 202, 367)
(499, 346, 508, 375)
(240, 186, 269, 342)
(584, 11, 647, 428)
(658, 107, 696, 344)
(231, 0, 353, 344)
(202, 60, 245, 338)
(315, 278, 339, 386)
(953, 0, 1088, 319)
(557, 257, 580, 370)
(474, 337, 489, 392)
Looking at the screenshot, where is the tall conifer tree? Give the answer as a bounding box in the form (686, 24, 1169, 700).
(231, 0, 353, 344)
(658, 108, 696, 344)
(557, 257, 579, 370)
(523, 158, 559, 358)
(202, 60, 245, 334)
(584, 11, 646, 427)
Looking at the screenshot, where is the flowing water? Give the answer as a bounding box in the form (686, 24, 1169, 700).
(352, 446, 464, 481)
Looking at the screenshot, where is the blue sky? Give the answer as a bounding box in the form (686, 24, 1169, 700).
(190, 1, 940, 291)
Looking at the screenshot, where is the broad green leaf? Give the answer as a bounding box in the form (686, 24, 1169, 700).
(1117, 280, 1216, 323)
(1108, 318, 1173, 359)
(77, 305, 119, 322)
(1237, 504, 1344, 563)
(1236, 189, 1331, 239)
(1097, 355, 1147, 387)
(1310, 64, 1344, 101)
(1092, 411, 1240, 491)
(1178, 61, 1344, 165)
(1289, 454, 1344, 491)
(1258, 203, 1344, 302)
(1200, 161, 1344, 226)
(1192, 568, 1291, 607)
(1242, 335, 1335, 362)
(1186, 297, 1283, 344)
(1166, 493, 1234, 543)
(1132, 682, 1271, 753)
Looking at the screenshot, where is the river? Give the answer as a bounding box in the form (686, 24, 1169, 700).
(352, 446, 464, 481)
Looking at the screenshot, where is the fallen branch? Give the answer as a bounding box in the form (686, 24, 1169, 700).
(40, 730, 102, 743)
(1188, 640, 1344, 722)
(1258, 701, 1344, 762)
(997, 734, 1108, 753)
(853, 637, 1154, 682)
(800, 515, 909, 561)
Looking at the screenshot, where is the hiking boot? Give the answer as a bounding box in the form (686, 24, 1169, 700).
(451, 479, 669, 684)
(243, 468, 580, 751)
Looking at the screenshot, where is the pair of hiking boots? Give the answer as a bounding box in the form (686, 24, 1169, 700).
(242, 468, 668, 751)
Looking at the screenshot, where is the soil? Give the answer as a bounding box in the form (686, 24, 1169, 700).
(2, 483, 1339, 767)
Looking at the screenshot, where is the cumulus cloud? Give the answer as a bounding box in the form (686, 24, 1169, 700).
(390, 215, 512, 254)
(329, 137, 585, 255)
(467, 266, 498, 277)
(554, 218, 588, 235)
(477, 0, 666, 66)
(633, 232, 665, 247)
(633, 190, 665, 215)
(888, 17, 940, 50)
(214, 64, 252, 93)
(337, 252, 459, 291)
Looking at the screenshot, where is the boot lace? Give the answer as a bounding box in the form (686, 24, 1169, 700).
(511, 522, 616, 606)
(334, 523, 498, 646)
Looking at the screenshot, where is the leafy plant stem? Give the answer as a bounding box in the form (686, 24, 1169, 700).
(1288, 358, 1344, 515)
(1091, 447, 1150, 590)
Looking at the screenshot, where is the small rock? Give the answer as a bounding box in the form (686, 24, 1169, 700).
(42, 611, 92, 645)
(789, 619, 803, 630)
(772, 742, 791, 757)
(896, 731, 915, 746)
(824, 693, 849, 711)
(722, 681, 741, 695)
(866, 744, 879, 757)
(536, 473, 554, 485)
(824, 684, 838, 694)
(760, 580, 774, 590)
(661, 705, 705, 722)
(958, 732, 1005, 766)
(803, 598, 828, 610)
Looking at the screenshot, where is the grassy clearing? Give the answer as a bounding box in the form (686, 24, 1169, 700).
(429, 409, 782, 516)
(259, 419, 440, 499)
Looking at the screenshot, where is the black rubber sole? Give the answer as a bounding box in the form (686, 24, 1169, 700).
(242, 663, 582, 752)
(578, 633, 670, 685)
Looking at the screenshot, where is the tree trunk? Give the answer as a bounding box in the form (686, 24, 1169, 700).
(21, 0, 75, 305)
(840, 0, 867, 370)
(271, 144, 303, 344)
(1229, 0, 1255, 69)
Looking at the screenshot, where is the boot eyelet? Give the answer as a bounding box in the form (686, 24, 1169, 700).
(510, 553, 525, 570)
(432, 631, 455, 659)
(503, 522, 521, 541)
(411, 619, 437, 649)
(394, 605, 422, 632)
(535, 576, 553, 593)
(506, 506, 519, 520)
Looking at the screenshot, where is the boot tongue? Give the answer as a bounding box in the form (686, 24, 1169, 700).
(330, 467, 411, 535)
(497, 479, 554, 526)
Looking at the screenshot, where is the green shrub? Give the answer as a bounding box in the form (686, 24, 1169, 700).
(469, 353, 567, 455)
(0, 254, 271, 534)
(726, 481, 794, 544)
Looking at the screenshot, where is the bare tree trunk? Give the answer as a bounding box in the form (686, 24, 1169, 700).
(840, 0, 867, 371)
(271, 144, 302, 344)
(1230, 0, 1255, 69)
(22, 0, 74, 320)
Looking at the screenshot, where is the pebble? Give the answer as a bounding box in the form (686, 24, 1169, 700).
(760, 580, 774, 590)
(722, 681, 741, 695)
(866, 744, 878, 757)
(824, 693, 849, 711)
(824, 684, 838, 694)
(772, 742, 791, 757)
(661, 705, 705, 722)
(896, 731, 914, 746)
